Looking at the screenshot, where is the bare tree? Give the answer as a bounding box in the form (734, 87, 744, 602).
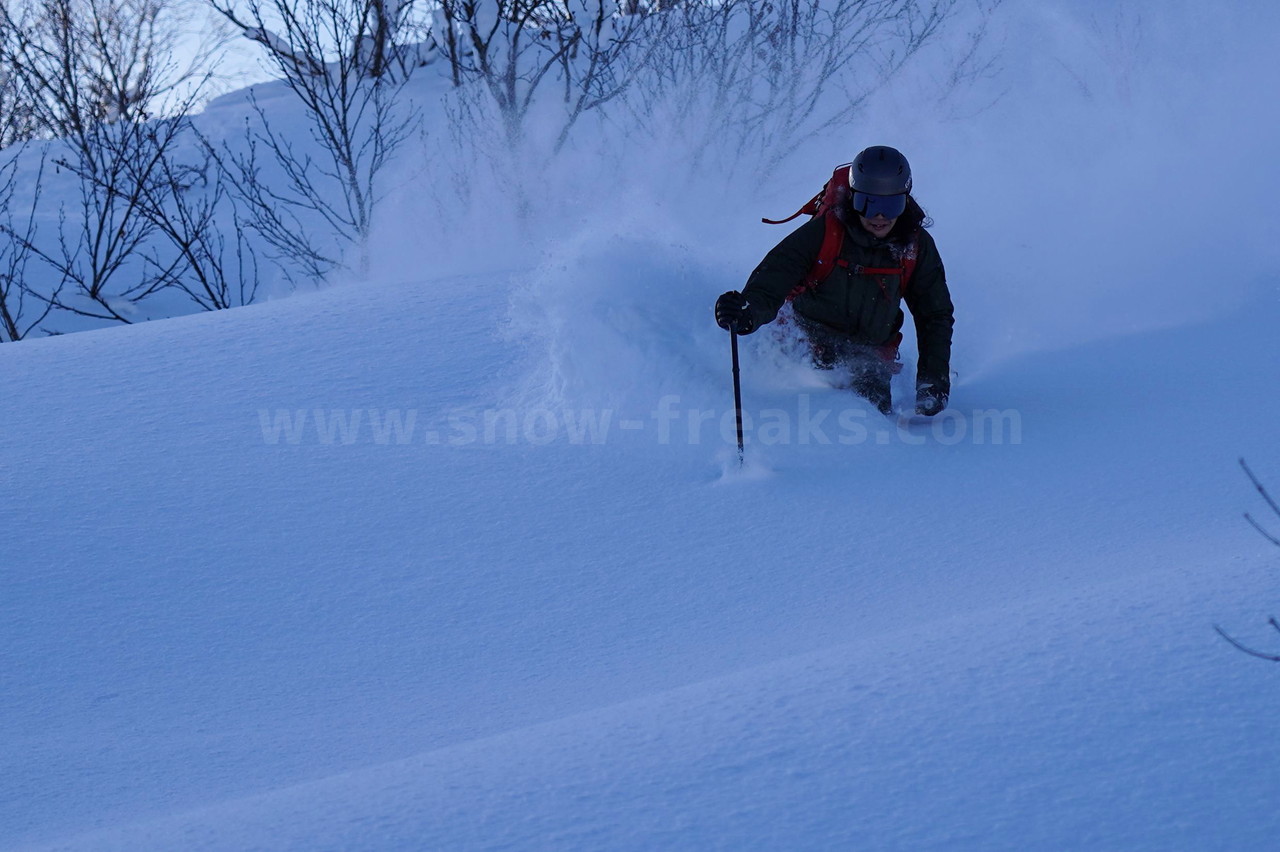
(550, 0, 658, 153)
(435, 0, 651, 152)
(0, 0, 228, 136)
(20, 110, 267, 317)
(615, 0, 965, 178)
(210, 0, 424, 277)
(0, 151, 56, 340)
(135, 147, 262, 311)
(24, 115, 186, 323)
(925, 0, 1005, 119)
(85, 119, 264, 312)
(1215, 458, 1280, 662)
(212, 0, 431, 80)
(0, 0, 244, 324)
(0, 35, 43, 149)
(429, 0, 986, 183)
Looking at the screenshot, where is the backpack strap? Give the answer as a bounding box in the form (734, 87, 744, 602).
(762, 163, 852, 225)
(853, 233, 919, 295)
(786, 209, 846, 302)
(788, 221, 922, 303)
(762, 188, 823, 225)
(901, 247, 917, 293)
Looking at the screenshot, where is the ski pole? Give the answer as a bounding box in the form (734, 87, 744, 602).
(730, 329, 744, 464)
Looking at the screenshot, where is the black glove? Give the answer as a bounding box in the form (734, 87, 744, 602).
(715, 290, 757, 335)
(916, 380, 949, 417)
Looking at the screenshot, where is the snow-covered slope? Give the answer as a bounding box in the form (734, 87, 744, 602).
(6, 238, 1280, 850)
(5, 2, 1280, 850)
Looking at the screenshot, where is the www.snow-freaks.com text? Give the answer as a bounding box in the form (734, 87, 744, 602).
(256, 396, 1022, 447)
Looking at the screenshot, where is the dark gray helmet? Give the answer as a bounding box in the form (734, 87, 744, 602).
(849, 145, 912, 196)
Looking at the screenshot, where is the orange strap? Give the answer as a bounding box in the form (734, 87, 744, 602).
(856, 251, 918, 295)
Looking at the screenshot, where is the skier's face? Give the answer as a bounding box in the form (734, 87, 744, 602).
(859, 213, 897, 239)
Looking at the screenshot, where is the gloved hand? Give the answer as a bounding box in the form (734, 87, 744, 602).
(916, 381, 949, 417)
(715, 290, 757, 335)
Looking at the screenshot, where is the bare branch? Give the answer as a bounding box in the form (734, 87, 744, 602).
(0, 150, 57, 339)
(602, 0, 969, 180)
(1215, 625, 1280, 663)
(208, 0, 424, 278)
(1241, 457, 1280, 540)
(1245, 514, 1280, 549)
(1220, 462, 1280, 662)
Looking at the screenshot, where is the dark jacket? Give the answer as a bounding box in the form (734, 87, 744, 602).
(742, 211, 954, 390)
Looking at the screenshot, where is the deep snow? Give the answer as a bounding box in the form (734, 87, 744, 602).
(4, 1, 1280, 850)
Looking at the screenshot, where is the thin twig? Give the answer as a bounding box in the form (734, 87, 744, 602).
(1214, 625, 1280, 663)
(1241, 457, 1280, 522)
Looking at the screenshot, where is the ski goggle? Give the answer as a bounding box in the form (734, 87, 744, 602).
(852, 191, 907, 220)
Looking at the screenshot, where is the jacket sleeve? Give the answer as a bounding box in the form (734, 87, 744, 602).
(740, 217, 826, 328)
(904, 230, 954, 392)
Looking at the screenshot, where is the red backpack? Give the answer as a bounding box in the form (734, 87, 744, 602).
(763, 163, 917, 303)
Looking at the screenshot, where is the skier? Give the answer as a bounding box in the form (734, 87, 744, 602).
(715, 145, 954, 416)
